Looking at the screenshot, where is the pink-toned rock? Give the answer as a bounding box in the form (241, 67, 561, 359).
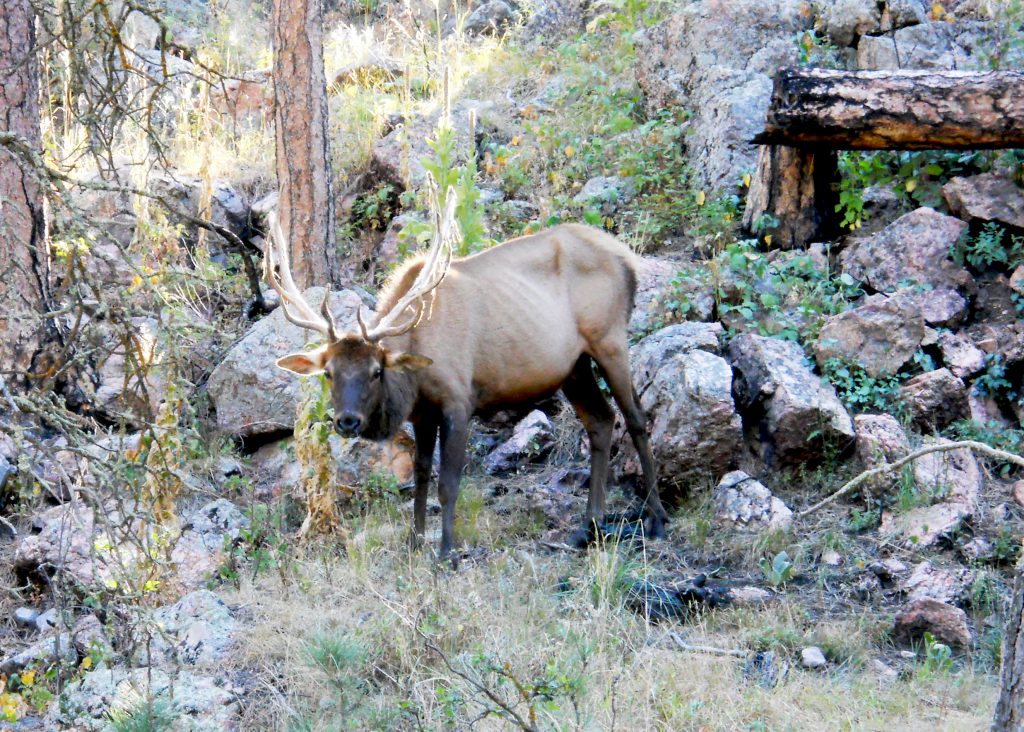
(839, 208, 971, 294)
(814, 292, 925, 377)
(904, 561, 971, 604)
(943, 172, 1024, 230)
(713, 471, 793, 530)
(899, 368, 970, 432)
(1013, 480, 1024, 508)
(938, 331, 986, 380)
(893, 597, 971, 648)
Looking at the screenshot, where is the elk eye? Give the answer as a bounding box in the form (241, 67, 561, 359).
(323, 371, 332, 381)
(372, 366, 383, 379)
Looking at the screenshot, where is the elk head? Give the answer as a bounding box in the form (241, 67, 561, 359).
(264, 185, 458, 440)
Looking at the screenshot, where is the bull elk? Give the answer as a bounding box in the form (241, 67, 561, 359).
(265, 186, 667, 560)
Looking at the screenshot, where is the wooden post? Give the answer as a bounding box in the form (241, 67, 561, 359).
(743, 145, 838, 250)
(993, 561, 1024, 731)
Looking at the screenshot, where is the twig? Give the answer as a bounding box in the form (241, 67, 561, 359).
(668, 632, 750, 658)
(798, 440, 1024, 519)
(418, 628, 538, 732)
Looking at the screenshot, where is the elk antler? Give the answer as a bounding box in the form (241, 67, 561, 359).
(264, 211, 340, 342)
(358, 177, 459, 342)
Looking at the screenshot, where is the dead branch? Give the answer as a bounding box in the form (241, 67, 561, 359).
(668, 632, 750, 658)
(798, 440, 1024, 519)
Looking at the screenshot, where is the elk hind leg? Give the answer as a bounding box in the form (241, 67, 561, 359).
(561, 356, 615, 548)
(590, 343, 668, 539)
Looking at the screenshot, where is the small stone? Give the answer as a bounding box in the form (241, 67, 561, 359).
(820, 549, 843, 567)
(961, 537, 994, 563)
(35, 608, 59, 634)
(1013, 481, 1024, 508)
(713, 471, 793, 530)
(870, 558, 908, 581)
(938, 331, 986, 380)
(1011, 266, 1024, 295)
(904, 561, 971, 604)
(13, 607, 39, 628)
(729, 586, 775, 605)
(871, 659, 899, 686)
(572, 176, 637, 214)
(801, 646, 827, 669)
(899, 368, 970, 432)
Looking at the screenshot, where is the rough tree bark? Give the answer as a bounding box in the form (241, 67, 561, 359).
(993, 562, 1024, 731)
(742, 145, 838, 250)
(752, 69, 1024, 150)
(0, 0, 50, 389)
(272, 0, 338, 289)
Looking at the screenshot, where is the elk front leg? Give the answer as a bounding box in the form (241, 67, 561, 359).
(411, 416, 438, 548)
(437, 407, 469, 562)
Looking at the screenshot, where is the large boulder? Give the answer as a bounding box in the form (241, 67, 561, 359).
(634, 0, 810, 189)
(899, 368, 970, 432)
(853, 413, 911, 493)
(617, 325, 741, 488)
(893, 598, 971, 648)
(820, 0, 927, 46)
(813, 292, 926, 377)
(943, 172, 1024, 230)
(207, 287, 364, 437)
(484, 410, 555, 476)
(727, 334, 855, 465)
(135, 590, 238, 667)
(631, 259, 714, 336)
(857, 21, 972, 69)
(839, 208, 971, 294)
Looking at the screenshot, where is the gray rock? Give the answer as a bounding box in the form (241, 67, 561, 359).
(207, 286, 364, 437)
(631, 258, 714, 336)
(50, 667, 238, 731)
(858, 22, 964, 69)
(939, 331, 986, 379)
(14, 607, 39, 628)
(464, 0, 519, 35)
(729, 586, 775, 605)
(634, 0, 810, 189)
(136, 590, 238, 668)
(0, 632, 75, 674)
(728, 334, 854, 465)
(944, 172, 1024, 230)
(630, 322, 724, 386)
(572, 176, 637, 214)
(893, 597, 971, 648)
(801, 646, 827, 669)
(820, 0, 880, 46)
(171, 499, 252, 589)
(903, 287, 968, 328)
(372, 100, 497, 189)
(35, 607, 60, 634)
(870, 557, 909, 581)
(484, 410, 555, 476)
(814, 292, 926, 377)
(713, 471, 793, 530)
(618, 333, 742, 487)
(961, 536, 994, 562)
(840, 208, 971, 294)
(900, 368, 970, 432)
(499, 199, 540, 223)
(72, 614, 113, 661)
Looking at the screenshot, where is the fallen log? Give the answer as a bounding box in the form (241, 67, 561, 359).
(752, 69, 1024, 150)
(745, 68, 1024, 248)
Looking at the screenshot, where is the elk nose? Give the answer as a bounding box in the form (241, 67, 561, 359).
(336, 412, 362, 436)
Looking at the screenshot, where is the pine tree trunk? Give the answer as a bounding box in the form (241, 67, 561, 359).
(272, 0, 338, 290)
(993, 564, 1024, 731)
(0, 0, 49, 390)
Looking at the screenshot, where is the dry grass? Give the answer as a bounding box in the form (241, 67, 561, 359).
(226, 480, 998, 731)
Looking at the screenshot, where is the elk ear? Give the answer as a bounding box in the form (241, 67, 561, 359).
(276, 347, 328, 375)
(385, 352, 433, 372)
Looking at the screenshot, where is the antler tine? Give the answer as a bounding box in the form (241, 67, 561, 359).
(319, 289, 340, 342)
(264, 211, 334, 339)
(362, 177, 459, 342)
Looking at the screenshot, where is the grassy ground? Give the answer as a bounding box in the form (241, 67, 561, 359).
(223, 461, 998, 731)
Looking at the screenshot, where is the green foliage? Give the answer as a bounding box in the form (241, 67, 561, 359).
(107, 699, 178, 732)
(821, 358, 904, 415)
(835, 150, 993, 230)
(918, 632, 953, 679)
(351, 183, 397, 231)
(966, 570, 1003, 616)
(978, 0, 1024, 69)
(589, 0, 666, 32)
(956, 222, 1024, 271)
(846, 508, 881, 533)
(217, 503, 290, 586)
(758, 551, 796, 587)
(794, 29, 843, 68)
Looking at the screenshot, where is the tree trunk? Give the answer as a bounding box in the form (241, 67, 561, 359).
(743, 145, 838, 250)
(993, 563, 1024, 731)
(752, 69, 1024, 150)
(272, 0, 338, 289)
(0, 0, 49, 390)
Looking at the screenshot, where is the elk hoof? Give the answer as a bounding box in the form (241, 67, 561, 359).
(645, 515, 667, 540)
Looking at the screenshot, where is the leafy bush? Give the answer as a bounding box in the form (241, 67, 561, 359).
(821, 358, 904, 414)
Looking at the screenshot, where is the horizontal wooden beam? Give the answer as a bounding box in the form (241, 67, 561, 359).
(751, 69, 1024, 150)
